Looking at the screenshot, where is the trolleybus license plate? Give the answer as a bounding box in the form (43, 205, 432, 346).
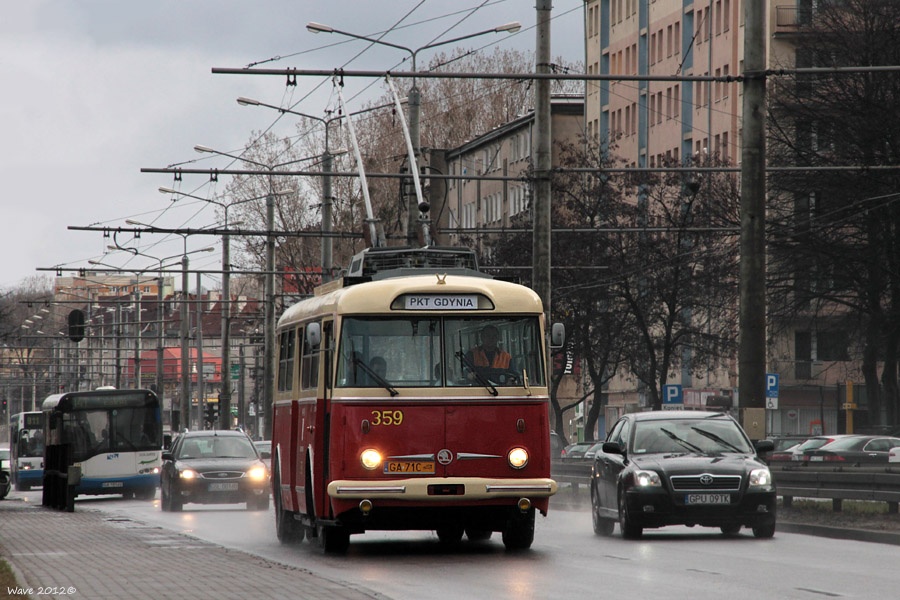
(209, 482, 239, 491)
(383, 461, 435, 474)
(685, 493, 730, 504)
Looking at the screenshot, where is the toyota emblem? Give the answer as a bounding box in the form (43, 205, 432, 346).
(699, 474, 714, 486)
(437, 449, 453, 465)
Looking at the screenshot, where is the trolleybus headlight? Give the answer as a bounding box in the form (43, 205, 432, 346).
(508, 447, 529, 469)
(247, 466, 268, 482)
(360, 449, 383, 470)
(179, 468, 197, 480)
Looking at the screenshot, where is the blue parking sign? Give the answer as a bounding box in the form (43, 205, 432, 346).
(663, 384, 683, 405)
(766, 374, 779, 398)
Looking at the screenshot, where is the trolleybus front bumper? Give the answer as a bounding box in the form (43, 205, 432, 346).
(327, 476, 558, 501)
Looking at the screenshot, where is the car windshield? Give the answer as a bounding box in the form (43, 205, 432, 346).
(795, 438, 830, 452)
(631, 418, 754, 455)
(178, 436, 257, 459)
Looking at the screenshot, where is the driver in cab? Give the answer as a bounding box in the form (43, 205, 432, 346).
(466, 325, 511, 371)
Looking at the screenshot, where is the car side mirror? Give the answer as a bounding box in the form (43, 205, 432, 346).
(602, 441, 625, 456)
(259, 450, 271, 460)
(754, 440, 774, 453)
(162, 451, 173, 461)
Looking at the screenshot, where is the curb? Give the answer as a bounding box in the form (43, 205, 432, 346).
(777, 521, 900, 546)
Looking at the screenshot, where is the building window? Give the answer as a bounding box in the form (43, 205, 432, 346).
(818, 331, 850, 361)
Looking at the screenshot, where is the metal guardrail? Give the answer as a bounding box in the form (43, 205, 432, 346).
(770, 464, 900, 512)
(550, 459, 900, 513)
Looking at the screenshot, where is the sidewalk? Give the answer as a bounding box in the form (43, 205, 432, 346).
(0, 498, 383, 600)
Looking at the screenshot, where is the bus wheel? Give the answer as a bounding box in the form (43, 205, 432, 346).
(274, 470, 304, 543)
(436, 526, 464, 544)
(465, 528, 492, 542)
(318, 524, 350, 554)
(502, 508, 535, 551)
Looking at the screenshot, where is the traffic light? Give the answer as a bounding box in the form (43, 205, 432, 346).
(205, 403, 219, 426)
(67, 309, 85, 343)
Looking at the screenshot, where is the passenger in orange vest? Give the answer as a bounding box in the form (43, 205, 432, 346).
(467, 325, 511, 370)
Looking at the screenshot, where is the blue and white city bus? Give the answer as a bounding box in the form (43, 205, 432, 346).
(9, 411, 44, 491)
(41, 389, 162, 501)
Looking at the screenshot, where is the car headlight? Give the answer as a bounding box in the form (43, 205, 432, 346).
(179, 469, 197, 480)
(360, 449, 383, 470)
(247, 466, 268, 481)
(632, 469, 662, 487)
(508, 447, 529, 469)
(749, 468, 772, 488)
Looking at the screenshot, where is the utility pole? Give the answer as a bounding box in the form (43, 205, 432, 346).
(219, 224, 232, 429)
(322, 148, 334, 281)
(739, 2, 768, 417)
(179, 254, 190, 432)
(533, 0, 552, 334)
(155, 269, 165, 423)
(196, 272, 205, 427)
(263, 189, 275, 439)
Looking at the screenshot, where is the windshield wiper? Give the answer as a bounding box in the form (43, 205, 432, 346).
(353, 354, 399, 396)
(659, 427, 705, 453)
(690, 427, 743, 452)
(455, 351, 498, 396)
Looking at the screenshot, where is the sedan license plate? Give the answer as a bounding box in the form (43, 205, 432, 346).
(208, 482, 239, 492)
(383, 461, 435, 475)
(685, 493, 731, 505)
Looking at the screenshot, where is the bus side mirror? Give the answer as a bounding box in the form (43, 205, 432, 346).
(550, 323, 565, 349)
(306, 322, 321, 349)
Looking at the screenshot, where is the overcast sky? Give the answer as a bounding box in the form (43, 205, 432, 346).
(0, 1, 584, 291)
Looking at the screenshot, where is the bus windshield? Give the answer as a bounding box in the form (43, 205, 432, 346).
(336, 316, 545, 388)
(61, 404, 161, 462)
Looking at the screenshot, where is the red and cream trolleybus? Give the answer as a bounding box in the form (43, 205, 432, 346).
(271, 247, 562, 552)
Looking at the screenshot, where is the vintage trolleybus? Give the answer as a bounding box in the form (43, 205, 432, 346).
(272, 247, 561, 552)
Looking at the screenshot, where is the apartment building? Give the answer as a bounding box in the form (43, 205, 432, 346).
(581, 1, 859, 435)
(442, 95, 584, 255)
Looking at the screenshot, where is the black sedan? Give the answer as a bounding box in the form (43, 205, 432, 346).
(590, 410, 776, 539)
(804, 435, 900, 464)
(161, 430, 270, 512)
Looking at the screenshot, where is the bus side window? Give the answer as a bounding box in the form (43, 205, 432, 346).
(277, 329, 296, 392)
(323, 320, 334, 390)
(301, 322, 320, 390)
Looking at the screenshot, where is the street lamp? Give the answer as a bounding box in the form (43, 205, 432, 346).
(306, 20, 521, 243)
(159, 186, 291, 430)
(236, 98, 363, 282)
(191, 145, 311, 438)
(103, 243, 214, 430)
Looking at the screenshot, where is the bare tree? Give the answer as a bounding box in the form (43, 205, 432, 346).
(0, 277, 56, 411)
(767, 0, 900, 427)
